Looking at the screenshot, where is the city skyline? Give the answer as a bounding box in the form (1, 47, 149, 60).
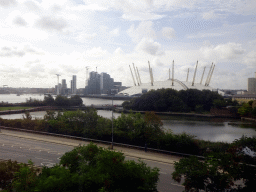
(0, 0, 255, 89)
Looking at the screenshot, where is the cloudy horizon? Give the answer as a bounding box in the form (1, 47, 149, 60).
(0, 0, 255, 90)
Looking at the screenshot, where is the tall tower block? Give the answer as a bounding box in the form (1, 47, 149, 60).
(71, 75, 77, 94)
(248, 72, 256, 94)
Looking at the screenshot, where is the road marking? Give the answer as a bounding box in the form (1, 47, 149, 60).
(159, 171, 167, 174)
(41, 162, 56, 168)
(35, 157, 53, 161)
(170, 183, 184, 187)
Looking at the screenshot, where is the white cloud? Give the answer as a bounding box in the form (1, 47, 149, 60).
(127, 21, 156, 42)
(0, 44, 43, 57)
(162, 27, 175, 39)
(202, 11, 219, 20)
(114, 47, 124, 55)
(187, 32, 227, 39)
(110, 28, 120, 36)
(72, 3, 107, 11)
(0, 0, 16, 7)
(23, 0, 41, 11)
(35, 16, 68, 32)
(230, 0, 256, 15)
(76, 33, 97, 42)
(122, 12, 165, 21)
(244, 51, 256, 67)
(85, 47, 108, 58)
(153, 58, 165, 66)
(200, 42, 245, 60)
(13, 16, 27, 26)
(136, 38, 164, 56)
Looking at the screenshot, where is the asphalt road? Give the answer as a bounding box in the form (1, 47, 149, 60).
(0, 132, 184, 192)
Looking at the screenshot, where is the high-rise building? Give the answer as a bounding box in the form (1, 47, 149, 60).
(62, 79, 67, 89)
(100, 72, 114, 94)
(71, 75, 77, 94)
(248, 72, 256, 94)
(85, 72, 122, 95)
(61, 79, 68, 95)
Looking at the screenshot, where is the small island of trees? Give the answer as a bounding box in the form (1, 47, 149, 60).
(122, 88, 238, 113)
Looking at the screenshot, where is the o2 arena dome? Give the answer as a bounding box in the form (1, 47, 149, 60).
(119, 61, 215, 96)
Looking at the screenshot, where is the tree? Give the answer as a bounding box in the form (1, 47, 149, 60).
(172, 136, 256, 192)
(213, 99, 227, 109)
(144, 111, 164, 142)
(60, 143, 160, 192)
(11, 160, 40, 192)
(70, 95, 83, 106)
(54, 95, 70, 106)
(43, 94, 54, 106)
(0, 160, 21, 191)
(238, 102, 252, 116)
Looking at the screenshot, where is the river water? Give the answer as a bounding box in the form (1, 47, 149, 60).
(1, 94, 256, 143)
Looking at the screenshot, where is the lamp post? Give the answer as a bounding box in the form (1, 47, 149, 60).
(111, 96, 114, 149)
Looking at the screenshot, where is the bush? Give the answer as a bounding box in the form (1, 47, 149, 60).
(60, 143, 160, 192)
(0, 160, 21, 191)
(172, 136, 256, 192)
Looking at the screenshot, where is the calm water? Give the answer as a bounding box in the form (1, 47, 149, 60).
(1, 94, 256, 143)
(0, 94, 124, 105)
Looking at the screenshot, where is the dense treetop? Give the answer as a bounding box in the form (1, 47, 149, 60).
(122, 88, 227, 112)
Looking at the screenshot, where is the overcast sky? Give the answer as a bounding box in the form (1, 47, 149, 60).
(0, 0, 255, 89)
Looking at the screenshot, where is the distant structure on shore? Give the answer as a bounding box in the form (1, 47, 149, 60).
(71, 75, 77, 94)
(232, 72, 256, 103)
(85, 72, 127, 95)
(54, 75, 77, 95)
(248, 72, 256, 94)
(119, 61, 216, 96)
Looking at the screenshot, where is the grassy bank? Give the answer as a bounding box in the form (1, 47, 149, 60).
(0, 107, 33, 111)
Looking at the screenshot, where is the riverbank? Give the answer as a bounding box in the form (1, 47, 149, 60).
(115, 109, 241, 119)
(81, 94, 134, 100)
(241, 117, 256, 122)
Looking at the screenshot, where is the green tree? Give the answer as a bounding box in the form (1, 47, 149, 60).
(70, 95, 83, 106)
(60, 143, 160, 192)
(35, 165, 79, 192)
(238, 103, 252, 116)
(144, 111, 164, 142)
(12, 160, 40, 192)
(43, 94, 54, 106)
(54, 95, 70, 106)
(172, 136, 256, 192)
(172, 155, 236, 192)
(213, 99, 227, 109)
(0, 160, 21, 191)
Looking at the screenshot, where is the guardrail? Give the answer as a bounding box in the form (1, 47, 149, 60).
(0, 125, 204, 159)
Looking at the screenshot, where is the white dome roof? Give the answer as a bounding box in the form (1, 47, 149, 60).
(119, 79, 213, 96)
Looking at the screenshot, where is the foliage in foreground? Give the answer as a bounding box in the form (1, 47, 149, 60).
(0, 143, 159, 192)
(172, 136, 256, 192)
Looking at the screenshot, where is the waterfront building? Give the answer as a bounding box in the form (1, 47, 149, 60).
(248, 72, 256, 94)
(61, 79, 68, 95)
(232, 94, 256, 104)
(119, 61, 217, 96)
(71, 75, 77, 94)
(85, 72, 123, 95)
(100, 72, 114, 94)
(86, 72, 101, 94)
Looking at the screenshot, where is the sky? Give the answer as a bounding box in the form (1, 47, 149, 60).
(0, 0, 255, 89)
